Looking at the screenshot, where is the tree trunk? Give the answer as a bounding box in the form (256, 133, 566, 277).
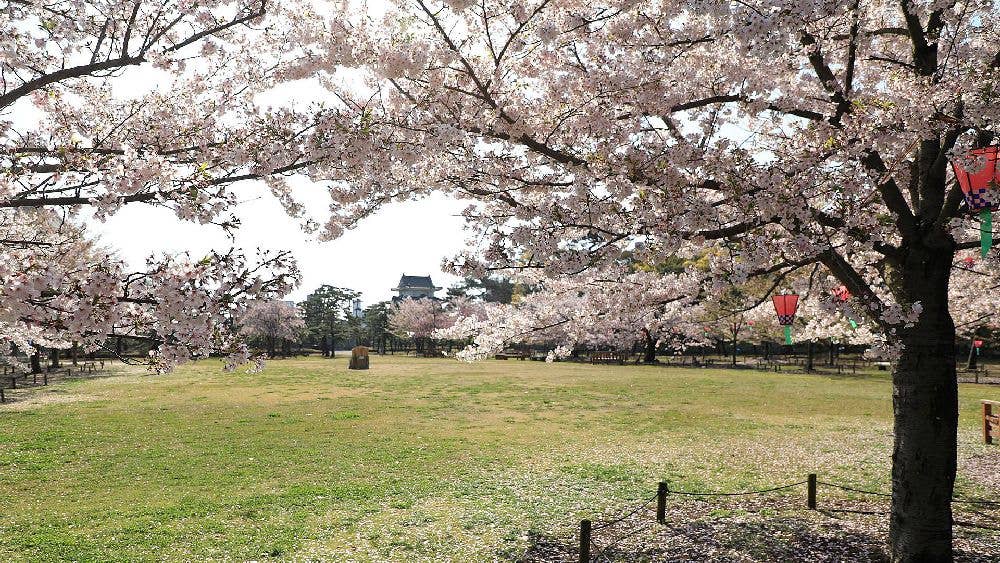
(828, 338, 835, 366)
(642, 328, 657, 363)
(888, 242, 957, 562)
(72, 341, 79, 366)
(966, 337, 977, 371)
(49, 348, 60, 369)
(805, 340, 814, 371)
(731, 334, 737, 366)
(30, 348, 42, 374)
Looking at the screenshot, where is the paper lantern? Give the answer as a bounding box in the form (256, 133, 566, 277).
(951, 146, 1000, 256)
(772, 293, 799, 344)
(832, 285, 858, 329)
(974, 339, 984, 348)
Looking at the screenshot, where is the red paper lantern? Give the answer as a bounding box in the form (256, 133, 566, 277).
(963, 256, 976, 267)
(974, 339, 984, 349)
(952, 147, 1000, 211)
(772, 294, 799, 326)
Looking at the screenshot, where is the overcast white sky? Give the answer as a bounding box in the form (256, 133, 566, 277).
(88, 186, 470, 305)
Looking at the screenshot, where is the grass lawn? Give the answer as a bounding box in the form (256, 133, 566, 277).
(0, 356, 997, 561)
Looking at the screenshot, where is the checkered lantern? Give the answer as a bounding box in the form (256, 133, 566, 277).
(952, 147, 1000, 211)
(952, 146, 1000, 257)
(772, 294, 799, 326)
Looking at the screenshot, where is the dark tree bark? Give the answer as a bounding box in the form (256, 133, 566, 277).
(30, 348, 42, 374)
(805, 340, 814, 371)
(642, 328, 658, 363)
(49, 348, 60, 369)
(731, 331, 738, 366)
(888, 235, 957, 562)
(828, 338, 836, 366)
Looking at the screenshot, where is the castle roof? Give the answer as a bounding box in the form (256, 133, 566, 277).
(393, 275, 441, 290)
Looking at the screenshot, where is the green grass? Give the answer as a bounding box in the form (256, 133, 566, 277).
(0, 356, 996, 561)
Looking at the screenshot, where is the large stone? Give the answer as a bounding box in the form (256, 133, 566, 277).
(349, 346, 369, 370)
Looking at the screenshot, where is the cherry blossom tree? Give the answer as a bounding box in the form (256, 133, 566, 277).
(1, 1, 327, 371)
(307, 1, 998, 558)
(1, 207, 298, 372)
(389, 297, 451, 353)
(240, 299, 305, 358)
(948, 252, 1000, 369)
(440, 271, 704, 361)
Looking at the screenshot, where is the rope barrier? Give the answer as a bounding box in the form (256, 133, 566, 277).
(951, 497, 1000, 506)
(577, 476, 999, 562)
(666, 480, 808, 496)
(816, 480, 891, 497)
(590, 492, 659, 531)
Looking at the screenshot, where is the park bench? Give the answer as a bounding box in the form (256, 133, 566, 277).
(589, 351, 626, 365)
(834, 362, 859, 374)
(874, 361, 892, 371)
(960, 365, 989, 384)
(495, 349, 529, 360)
(984, 400, 1000, 444)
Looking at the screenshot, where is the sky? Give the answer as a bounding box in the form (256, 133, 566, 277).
(87, 184, 470, 305)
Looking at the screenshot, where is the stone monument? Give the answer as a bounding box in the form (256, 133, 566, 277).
(349, 346, 369, 370)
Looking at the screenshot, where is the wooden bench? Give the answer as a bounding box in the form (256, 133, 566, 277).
(984, 400, 1000, 445)
(589, 351, 626, 365)
(834, 362, 859, 374)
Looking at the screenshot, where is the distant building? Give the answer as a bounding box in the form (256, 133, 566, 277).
(392, 274, 441, 302)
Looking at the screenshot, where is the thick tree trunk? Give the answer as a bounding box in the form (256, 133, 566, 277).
(828, 338, 835, 366)
(805, 340, 814, 371)
(889, 242, 957, 562)
(642, 328, 657, 363)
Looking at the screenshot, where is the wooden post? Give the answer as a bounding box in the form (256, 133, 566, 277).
(0, 388, 4, 403)
(985, 401, 994, 445)
(656, 481, 668, 523)
(578, 519, 591, 563)
(807, 473, 817, 509)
